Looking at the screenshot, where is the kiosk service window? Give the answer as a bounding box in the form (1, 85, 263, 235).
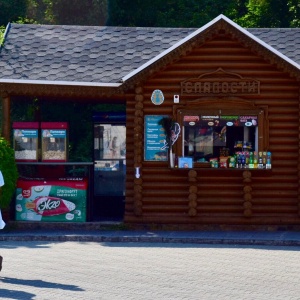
(176, 107, 270, 169)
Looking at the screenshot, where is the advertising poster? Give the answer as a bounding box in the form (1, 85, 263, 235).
(15, 178, 87, 222)
(14, 129, 38, 138)
(239, 116, 258, 127)
(183, 115, 257, 127)
(42, 128, 66, 139)
(144, 115, 168, 161)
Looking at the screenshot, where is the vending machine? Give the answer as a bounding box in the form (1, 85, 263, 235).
(13, 122, 39, 162)
(41, 122, 68, 162)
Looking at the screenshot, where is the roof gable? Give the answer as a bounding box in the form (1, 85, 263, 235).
(122, 14, 300, 86)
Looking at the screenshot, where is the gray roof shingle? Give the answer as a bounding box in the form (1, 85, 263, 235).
(247, 28, 300, 65)
(1, 22, 300, 85)
(0, 24, 195, 84)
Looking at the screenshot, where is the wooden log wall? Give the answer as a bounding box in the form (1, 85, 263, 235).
(124, 31, 300, 230)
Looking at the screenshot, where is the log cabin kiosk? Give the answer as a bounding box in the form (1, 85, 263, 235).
(1, 15, 300, 230)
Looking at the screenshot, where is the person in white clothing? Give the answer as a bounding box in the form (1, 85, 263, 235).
(0, 170, 5, 272)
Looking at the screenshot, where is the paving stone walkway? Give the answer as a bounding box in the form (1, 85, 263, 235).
(1, 239, 300, 299)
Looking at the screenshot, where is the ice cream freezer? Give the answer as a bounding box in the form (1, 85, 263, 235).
(15, 177, 87, 222)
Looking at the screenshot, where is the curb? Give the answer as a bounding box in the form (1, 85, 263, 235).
(1, 234, 300, 246)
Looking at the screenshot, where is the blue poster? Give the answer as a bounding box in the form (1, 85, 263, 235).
(42, 129, 66, 138)
(144, 115, 168, 161)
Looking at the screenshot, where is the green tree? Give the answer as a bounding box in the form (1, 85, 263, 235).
(1, 0, 299, 28)
(47, 0, 108, 25)
(107, 0, 163, 26)
(0, 0, 27, 26)
(0, 26, 5, 45)
(107, 0, 238, 27)
(0, 0, 108, 26)
(0, 137, 18, 209)
(157, 0, 238, 27)
(288, 0, 300, 27)
(107, 0, 300, 28)
(25, 0, 52, 24)
(237, 0, 298, 27)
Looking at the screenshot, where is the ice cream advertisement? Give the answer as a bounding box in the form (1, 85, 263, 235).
(15, 178, 87, 222)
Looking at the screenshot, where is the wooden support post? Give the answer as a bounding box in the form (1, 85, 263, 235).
(1, 92, 11, 143)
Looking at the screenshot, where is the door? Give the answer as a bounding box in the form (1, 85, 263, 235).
(93, 113, 126, 221)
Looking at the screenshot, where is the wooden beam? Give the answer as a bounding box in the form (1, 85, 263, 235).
(1, 92, 11, 143)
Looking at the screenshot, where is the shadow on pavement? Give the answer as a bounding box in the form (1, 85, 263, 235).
(0, 288, 35, 299)
(0, 276, 84, 291)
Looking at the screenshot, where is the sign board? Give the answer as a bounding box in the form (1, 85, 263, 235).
(144, 115, 168, 161)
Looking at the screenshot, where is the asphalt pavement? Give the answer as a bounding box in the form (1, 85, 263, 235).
(1, 223, 300, 299)
(1, 234, 300, 299)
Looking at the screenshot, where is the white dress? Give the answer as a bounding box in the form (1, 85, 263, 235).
(0, 171, 5, 229)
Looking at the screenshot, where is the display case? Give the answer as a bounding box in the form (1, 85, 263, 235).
(174, 101, 270, 169)
(13, 122, 39, 162)
(41, 122, 68, 162)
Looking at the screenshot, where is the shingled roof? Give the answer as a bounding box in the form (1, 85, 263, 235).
(0, 15, 300, 87)
(247, 28, 300, 64)
(0, 24, 194, 85)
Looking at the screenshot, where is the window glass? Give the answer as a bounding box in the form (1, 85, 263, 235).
(94, 124, 126, 171)
(182, 114, 258, 162)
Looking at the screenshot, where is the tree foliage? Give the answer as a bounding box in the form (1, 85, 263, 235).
(0, 0, 27, 25)
(156, 0, 236, 28)
(107, 0, 238, 27)
(0, 0, 108, 27)
(0, 0, 299, 28)
(238, 0, 300, 28)
(0, 137, 18, 209)
(288, 0, 300, 27)
(107, 0, 300, 28)
(46, 0, 108, 25)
